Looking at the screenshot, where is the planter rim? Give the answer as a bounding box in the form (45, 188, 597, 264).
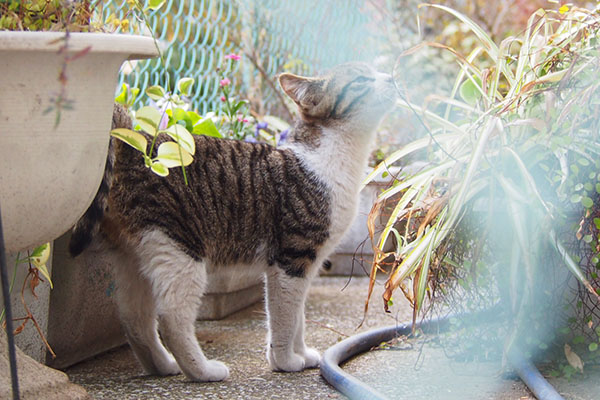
(0, 31, 158, 59)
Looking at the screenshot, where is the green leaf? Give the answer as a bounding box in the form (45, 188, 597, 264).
(136, 119, 158, 137)
(232, 100, 248, 114)
(111, 128, 148, 154)
(571, 194, 582, 203)
(115, 83, 139, 106)
(171, 108, 188, 123)
(146, 85, 166, 101)
(186, 111, 201, 126)
(177, 77, 195, 96)
(146, 0, 166, 10)
(594, 218, 600, 230)
(155, 142, 193, 168)
(192, 118, 222, 138)
(135, 106, 162, 133)
(36, 263, 53, 289)
(150, 161, 169, 176)
(30, 243, 50, 261)
(582, 196, 593, 208)
(162, 124, 195, 154)
(459, 76, 482, 105)
(590, 343, 598, 352)
(29, 243, 52, 289)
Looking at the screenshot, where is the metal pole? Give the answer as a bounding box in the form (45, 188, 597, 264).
(0, 203, 20, 400)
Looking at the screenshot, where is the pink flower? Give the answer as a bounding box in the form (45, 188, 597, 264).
(224, 53, 241, 61)
(238, 116, 248, 123)
(220, 96, 226, 102)
(220, 78, 231, 87)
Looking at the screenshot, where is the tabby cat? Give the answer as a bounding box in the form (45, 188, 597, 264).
(70, 62, 395, 382)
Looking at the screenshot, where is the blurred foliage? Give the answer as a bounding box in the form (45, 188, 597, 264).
(366, 2, 600, 371)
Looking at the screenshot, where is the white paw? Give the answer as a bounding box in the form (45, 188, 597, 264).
(268, 349, 305, 372)
(301, 347, 321, 369)
(184, 360, 230, 382)
(155, 357, 181, 376)
(203, 360, 230, 382)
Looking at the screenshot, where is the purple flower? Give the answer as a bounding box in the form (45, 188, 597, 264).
(224, 53, 241, 61)
(255, 121, 268, 137)
(159, 112, 169, 130)
(245, 136, 257, 143)
(278, 128, 289, 144)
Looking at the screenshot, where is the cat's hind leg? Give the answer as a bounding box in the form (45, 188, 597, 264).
(139, 231, 229, 382)
(112, 254, 180, 376)
(265, 267, 320, 372)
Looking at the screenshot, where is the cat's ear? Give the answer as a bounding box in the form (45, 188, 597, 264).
(279, 73, 324, 107)
(279, 73, 311, 104)
(279, 73, 329, 120)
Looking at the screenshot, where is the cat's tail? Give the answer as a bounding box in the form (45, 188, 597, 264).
(68, 104, 130, 257)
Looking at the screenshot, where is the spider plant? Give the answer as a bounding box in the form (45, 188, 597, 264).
(365, 3, 600, 358)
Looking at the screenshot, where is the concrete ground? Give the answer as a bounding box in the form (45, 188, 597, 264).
(63, 276, 533, 399)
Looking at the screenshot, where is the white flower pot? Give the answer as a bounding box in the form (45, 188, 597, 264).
(0, 32, 158, 253)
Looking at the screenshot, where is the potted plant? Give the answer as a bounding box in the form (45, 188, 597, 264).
(0, 1, 159, 398)
(0, 0, 159, 253)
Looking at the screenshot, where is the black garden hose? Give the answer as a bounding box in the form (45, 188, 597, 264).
(320, 313, 565, 400)
(0, 202, 20, 399)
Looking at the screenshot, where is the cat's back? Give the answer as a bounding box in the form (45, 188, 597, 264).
(104, 134, 331, 269)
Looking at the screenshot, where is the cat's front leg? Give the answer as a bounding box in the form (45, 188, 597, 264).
(265, 268, 319, 372)
(293, 312, 321, 368)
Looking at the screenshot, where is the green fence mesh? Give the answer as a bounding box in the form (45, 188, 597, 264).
(101, 0, 381, 116)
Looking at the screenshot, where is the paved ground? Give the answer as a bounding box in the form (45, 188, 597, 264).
(63, 276, 535, 399)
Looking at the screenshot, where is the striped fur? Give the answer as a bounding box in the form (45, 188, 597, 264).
(68, 104, 129, 256)
(104, 134, 330, 278)
(69, 62, 395, 382)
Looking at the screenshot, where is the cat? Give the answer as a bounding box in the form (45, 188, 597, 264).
(69, 62, 396, 382)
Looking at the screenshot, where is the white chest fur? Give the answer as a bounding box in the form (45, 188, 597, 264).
(285, 127, 375, 253)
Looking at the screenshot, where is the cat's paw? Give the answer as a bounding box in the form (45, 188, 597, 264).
(301, 347, 321, 369)
(268, 349, 305, 372)
(184, 360, 230, 382)
(203, 360, 230, 382)
(155, 357, 181, 376)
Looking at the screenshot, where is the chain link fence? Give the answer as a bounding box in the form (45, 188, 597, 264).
(101, 0, 383, 117)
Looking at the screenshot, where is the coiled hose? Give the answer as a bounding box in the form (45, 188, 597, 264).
(320, 315, 564, 400)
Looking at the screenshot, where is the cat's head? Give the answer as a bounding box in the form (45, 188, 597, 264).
(278, 62, 396, 131)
